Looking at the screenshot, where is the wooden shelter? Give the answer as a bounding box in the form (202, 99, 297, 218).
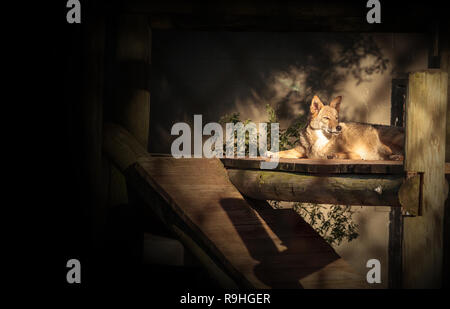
(60, 0, 450, 288)
(104, 69, 450, 289)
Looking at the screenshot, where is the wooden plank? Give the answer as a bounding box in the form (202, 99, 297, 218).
(227, 169, 403, 206)
(220, 157, 404, 174)
(133, 157, 368, 288)
(402, 70, 448, 288)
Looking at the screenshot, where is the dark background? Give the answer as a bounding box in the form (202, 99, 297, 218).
(33, 0, 449, 298)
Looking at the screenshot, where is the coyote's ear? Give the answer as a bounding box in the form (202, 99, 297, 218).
(329, 96, 342, 112)
(310, 96, 324, 114)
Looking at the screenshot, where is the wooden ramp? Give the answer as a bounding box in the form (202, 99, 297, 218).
(129, 157, 369, 288)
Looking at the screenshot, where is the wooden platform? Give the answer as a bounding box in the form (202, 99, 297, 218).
(130, 157, 369, 288)
(154, 155, 450, 175)
(221, 157, 405, 174)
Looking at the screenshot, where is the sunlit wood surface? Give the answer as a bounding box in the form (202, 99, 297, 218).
(221, 157, 405, 174)
(135, 157, 369, 288)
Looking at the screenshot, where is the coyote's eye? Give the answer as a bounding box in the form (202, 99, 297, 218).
(323, 116, 330, 120)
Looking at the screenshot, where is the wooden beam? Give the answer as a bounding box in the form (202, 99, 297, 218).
(402, 69, 449, 288)
(221, 157, 404, 174)
(227, 169, 403, 206)
(388, 79, 407, 288)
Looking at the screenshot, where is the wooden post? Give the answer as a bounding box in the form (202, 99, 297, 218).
(440, 44, 450, 163)
(440, 27, 450, 288)
(439, 26, 450, 288)
(403, 70, 448, 288)
(388, 78, 407, 288)
(104, 15, 151, 208)
(114, 14, 151, 150)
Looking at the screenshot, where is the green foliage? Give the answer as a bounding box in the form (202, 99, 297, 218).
(268, 201, 359, 246)
(219, 105, 309, 152)
(219, 112, 253, 155)
(265, 104, 277, 124)
(264, 104, 309, 151)
(293, 203, 359, 246)
(219, 112, 244, 125)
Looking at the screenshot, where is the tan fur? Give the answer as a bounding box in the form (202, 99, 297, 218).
(275, 95, 404, 160)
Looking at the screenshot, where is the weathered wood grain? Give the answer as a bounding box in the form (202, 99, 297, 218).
(440, 49, 450, 163)
(133, 157, 368, 288)
(227, 169, 403, 206)
(402, 70, 449, 288)
(221, 157, 404, 174)
(398, 174, 421, 216)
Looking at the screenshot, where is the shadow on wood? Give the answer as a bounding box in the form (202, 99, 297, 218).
(219, 197, 360, 288)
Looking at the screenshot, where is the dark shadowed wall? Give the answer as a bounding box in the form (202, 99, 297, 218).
(149, 31, 427, 154)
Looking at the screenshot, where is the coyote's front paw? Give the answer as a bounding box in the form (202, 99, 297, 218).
(266, 151, 276, 158)
(327, 153, 338, 159)
(389, 154, 404, 161)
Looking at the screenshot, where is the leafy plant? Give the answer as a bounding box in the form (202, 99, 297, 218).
(219, 105, 309, 153)
(219, 112, 253, 155)
(293, 203, 359, 245)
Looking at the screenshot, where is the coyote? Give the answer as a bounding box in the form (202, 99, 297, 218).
(271, 95, 404, 160)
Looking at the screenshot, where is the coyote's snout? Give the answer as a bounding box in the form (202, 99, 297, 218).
(271, 95, 404, 160)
